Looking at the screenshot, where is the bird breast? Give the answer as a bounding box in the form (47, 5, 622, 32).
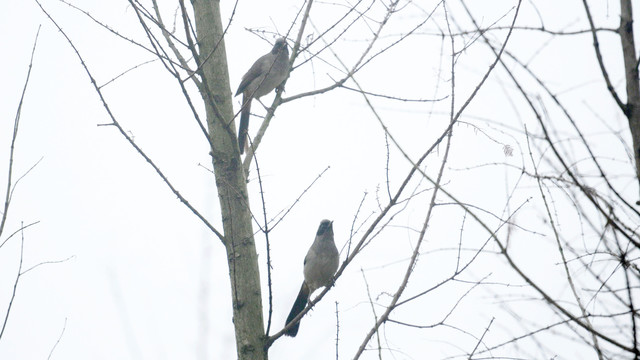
(249, 52, 288, 99)
(303, 242, 339, 293)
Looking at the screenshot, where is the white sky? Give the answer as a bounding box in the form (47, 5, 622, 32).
(1, 0, 638, 359)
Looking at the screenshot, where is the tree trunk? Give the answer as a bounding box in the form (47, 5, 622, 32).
(619, 0, 640, 202)
(192, 1, 266, 359)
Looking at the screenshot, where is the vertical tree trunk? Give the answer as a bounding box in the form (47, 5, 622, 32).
(192, 1, 266, 359)
(619, 0, 640, 201)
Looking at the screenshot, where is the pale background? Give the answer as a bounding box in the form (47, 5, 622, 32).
(0, 1, 635, 359)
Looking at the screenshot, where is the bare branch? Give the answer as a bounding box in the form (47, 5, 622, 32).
(34, 0, 225, 242)
(47, 318, 68, 360)
(0, 223, 25, 341)
(526, 129, 604, 358)
(0, 27, 40, 239)
(581, 0, 627, 113)
(21, 255, 76, 276)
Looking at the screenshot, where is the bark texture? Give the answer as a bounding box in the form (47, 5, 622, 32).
(192, 1, 266, 359)
(619, 0, 640, 200)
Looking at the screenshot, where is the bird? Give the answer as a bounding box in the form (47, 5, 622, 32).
(284, 219, 339, 337)
(235, 37, 289, 154)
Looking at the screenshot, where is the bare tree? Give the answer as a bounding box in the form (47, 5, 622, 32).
(436, 0, 640, 358)
(10, 0, 638, 359)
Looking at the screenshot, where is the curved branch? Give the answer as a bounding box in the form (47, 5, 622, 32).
(581, 0, 627, 113)
(35, 0, 225, 243)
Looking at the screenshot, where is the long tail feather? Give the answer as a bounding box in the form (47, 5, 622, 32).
(238, 95, 252, 154)
(284, 283, 310, 337)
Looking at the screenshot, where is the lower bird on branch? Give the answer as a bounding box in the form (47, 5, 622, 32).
(284, 220, 339, 337)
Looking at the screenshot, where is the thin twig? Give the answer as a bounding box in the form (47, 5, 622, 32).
(468, 318, 494, 359)
(35, 0, 224, 242)
(0, 222, 25, 340)
(252, 148, 274, 336)
(47, 318, 68, 360)
(581, 0, 626, 113)
(1, 27, 40, 239)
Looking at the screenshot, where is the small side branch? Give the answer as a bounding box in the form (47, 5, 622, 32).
(0, 27, 40, 238)
(35, 0, 225, 243)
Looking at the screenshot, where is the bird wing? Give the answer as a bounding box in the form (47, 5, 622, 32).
(235, 53, 271, 96)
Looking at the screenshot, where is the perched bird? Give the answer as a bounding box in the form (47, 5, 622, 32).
(235, 37, 289, 154)
(284, 220, 339, 337)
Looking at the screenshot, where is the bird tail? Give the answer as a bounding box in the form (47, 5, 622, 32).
(238, 95, 251, 155)
(284, 283, 310, 337)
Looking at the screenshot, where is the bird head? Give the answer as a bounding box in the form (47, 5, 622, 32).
(271, 37, 288, 54)
(316, 219, 333, 236)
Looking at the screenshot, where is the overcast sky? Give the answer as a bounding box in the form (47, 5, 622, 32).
(1, 1, 637, 359)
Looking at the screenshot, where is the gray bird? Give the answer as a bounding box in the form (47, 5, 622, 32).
(284, 219, 339, 337)
(235, 37, 289, 154)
